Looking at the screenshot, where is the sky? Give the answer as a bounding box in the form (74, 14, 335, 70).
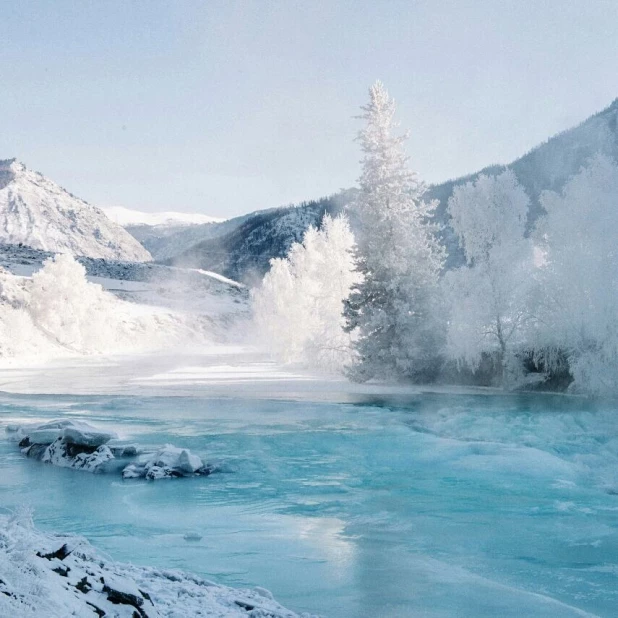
(1, 0, 618, 219)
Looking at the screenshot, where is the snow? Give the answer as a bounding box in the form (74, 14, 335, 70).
(0, 512, 318, 618)
(103, 205, 224, 227)
(0, 343, 492, 399)
(192, 267, 246, 288)
(10, 419, 212, 479)
(42, 440, 115, 472)
(121, 444, 210, 480)
(0, 159, 151, 262)
(0, 251, 249, 365)
(8, 419, 117, 446)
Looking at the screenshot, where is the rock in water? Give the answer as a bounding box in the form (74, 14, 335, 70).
(34, 438, 114, 473)
(10, 419, 117, 473)
(122, 444, 212, 480)
(8, 420, 213, 480)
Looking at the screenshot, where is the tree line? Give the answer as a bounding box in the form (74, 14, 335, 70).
(253, 82, 618, 396)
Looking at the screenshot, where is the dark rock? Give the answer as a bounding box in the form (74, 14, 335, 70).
(52, 565, 70, 577)
(103, 584, 144, 608)
(139, 589, 152, 602)
(75, 576, 92, 594)
(37, 543, 72, 561)
(86, 602, 106, 617)
(24, 443, 47, 460)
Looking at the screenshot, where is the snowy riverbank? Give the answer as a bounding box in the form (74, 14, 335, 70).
(0, 511, 318, 618)
(0, 343, 508, 401)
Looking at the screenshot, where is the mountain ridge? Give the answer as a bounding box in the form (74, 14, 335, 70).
(156, 96, 618, 280)
(103, 205, 224, 227)
(0, 159, 151, 262)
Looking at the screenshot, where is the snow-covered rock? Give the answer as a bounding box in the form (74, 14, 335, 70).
(8, 421, 213, 480)
(122, 444, 212, 480)
(0, 513, 318, 618)
(13, 419, 117, 446)
(41, 440, 115, 473)
(0, 159, 151, 261)
(12, 420, 119, 473)
(63, 423, 118, 447)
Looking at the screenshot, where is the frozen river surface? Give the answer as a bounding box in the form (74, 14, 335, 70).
(1, 389, 617, 617)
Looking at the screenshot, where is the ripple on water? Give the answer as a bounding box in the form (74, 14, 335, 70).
(1, 391, 618, 618)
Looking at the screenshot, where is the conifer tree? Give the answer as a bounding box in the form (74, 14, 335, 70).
(344, 82, 446, 382)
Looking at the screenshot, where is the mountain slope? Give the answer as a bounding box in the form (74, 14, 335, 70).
(103, 205, 223, 227)
(428, 97, 618, 226)
(156, 98, 618, 281)
(166, 193, 353, 284)
(0, 159, 151, 261)
(127, 212, 255, 262)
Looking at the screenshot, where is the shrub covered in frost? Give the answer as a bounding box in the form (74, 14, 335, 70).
(252, 214, 361, 373)
(0, 253, 205, 358)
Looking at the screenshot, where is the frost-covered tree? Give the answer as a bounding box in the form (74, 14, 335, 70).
(252, 214, 361, 373)
(444, 170, 536, 384)
(0, 253, 197, 357)
(534, 154, 618, 395)
(344, 81, 446, 382)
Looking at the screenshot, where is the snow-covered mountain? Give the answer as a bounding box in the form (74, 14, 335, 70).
(130, 211, 260, 262)
(103, 205, 223, 227)
(155, 97, 618, 281)
(163, 194, 353, 284)
(106, 205, 245, 264)
(428, 96, 618, 265)
(0, 159, 151, 261)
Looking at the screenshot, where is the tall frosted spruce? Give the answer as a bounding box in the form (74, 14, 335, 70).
(344, 82, 446, 382)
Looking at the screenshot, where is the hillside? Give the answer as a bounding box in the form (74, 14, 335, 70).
(427, 97, 618, 263)
(166, 193, 354, 284)
(124, 98, 618, 281)
(0, 159, 151, 261)
(128, 212, 256, 262)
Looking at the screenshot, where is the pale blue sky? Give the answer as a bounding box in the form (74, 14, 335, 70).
(2, 0, 617, 217)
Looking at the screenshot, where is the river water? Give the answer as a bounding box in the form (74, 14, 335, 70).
(1, 390, 617, 617)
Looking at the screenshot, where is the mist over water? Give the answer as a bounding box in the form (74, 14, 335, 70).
(1, 391, 617, 617)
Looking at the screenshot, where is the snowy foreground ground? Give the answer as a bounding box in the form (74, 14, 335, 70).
(0, 512, 317, 618)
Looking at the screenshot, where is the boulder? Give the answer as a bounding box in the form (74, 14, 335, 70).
(122, 445, 211, 480)
(7, 419, 117, 447)
(63, 424, 117, 447)
(9, 420, 212, 481)
(33, 438, 114, 473)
